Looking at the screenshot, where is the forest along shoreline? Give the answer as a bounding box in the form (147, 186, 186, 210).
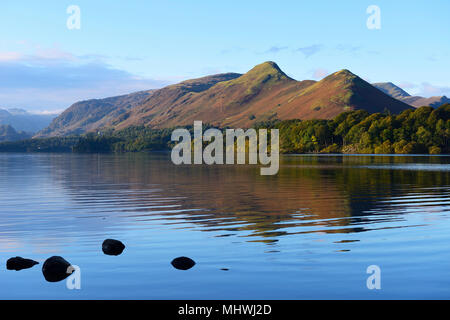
(0, 105, 448, 155)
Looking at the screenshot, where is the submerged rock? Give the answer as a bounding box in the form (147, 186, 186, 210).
(42, 256, 73, 282)
(102, 239, 125, 256)
(171, 257, 196, 270)
(6, 257, 39, 271)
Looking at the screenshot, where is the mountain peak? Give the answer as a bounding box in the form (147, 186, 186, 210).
(248, 61, 286, 76)
(230, 61, 291, 88)
(321, 69, 359, 85)
(334, 69, 357, 77)
(256, 61, 281, 70)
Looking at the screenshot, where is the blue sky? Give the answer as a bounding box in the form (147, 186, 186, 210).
(0, 0, 449, 113)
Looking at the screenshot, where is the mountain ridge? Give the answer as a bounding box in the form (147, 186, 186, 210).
(0, 124, 31, 142)
(37, 62, 414, 137)
(372, 82, 411, 99)
(372, 82, 449, 108)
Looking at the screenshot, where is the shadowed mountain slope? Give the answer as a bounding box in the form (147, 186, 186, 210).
(373, 82, 411, 99)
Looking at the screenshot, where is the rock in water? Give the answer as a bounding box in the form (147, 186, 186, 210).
(102, 239, 126, 256)
(42, 256, 73, 282)
(6, 257, 39, 271)
(171, 257, 196, 270)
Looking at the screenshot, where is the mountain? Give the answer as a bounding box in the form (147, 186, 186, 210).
(268, 69, 412, 120)
(402, 95, 450, 108)
(35, 90, 157, 138)
(112, 62, 302, 129)
(0, 108, 56, 133)
(372, 82, 411, 99)
(113, 62, 412, 129)
(0, 124, 31, 142)
(38, 62, 413, 136)
(373, 82, 450, 108)
(110, 72, 244, 129)
(36, 74, 241, 137)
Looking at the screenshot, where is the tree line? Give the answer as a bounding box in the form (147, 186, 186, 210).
(0, 104, 448, 154)
(273, 104, 449, 154)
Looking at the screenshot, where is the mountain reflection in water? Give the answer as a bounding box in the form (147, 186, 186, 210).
(0, 153, 448, 299)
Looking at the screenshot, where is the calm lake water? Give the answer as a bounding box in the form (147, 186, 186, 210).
(0, 153, 449, 299)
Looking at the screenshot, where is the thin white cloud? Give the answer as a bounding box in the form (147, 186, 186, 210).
(420, 82, 450, 97)
(29, 109, 64, 115)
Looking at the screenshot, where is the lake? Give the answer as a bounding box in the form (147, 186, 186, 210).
(0, 152, 449, 299)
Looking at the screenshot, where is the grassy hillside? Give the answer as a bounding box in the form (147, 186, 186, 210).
(114, 63, 412, 129)
(38, 62, 413, 136)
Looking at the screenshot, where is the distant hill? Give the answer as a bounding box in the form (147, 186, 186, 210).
(35, 90, 157, 138)
(373, 82, 450, 108)
(0, 108, 56, 133)
(372, 82, 411, 99)
(402, 95, 450, 108)
(38, 62, 413, 136)
(0, 124, 31, 142)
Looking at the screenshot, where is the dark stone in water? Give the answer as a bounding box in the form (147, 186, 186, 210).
(6, 257, 39, 271)
(171, 257, 196, 270)
(102, 239, 125, 256)
(42, 256, 73, 282)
